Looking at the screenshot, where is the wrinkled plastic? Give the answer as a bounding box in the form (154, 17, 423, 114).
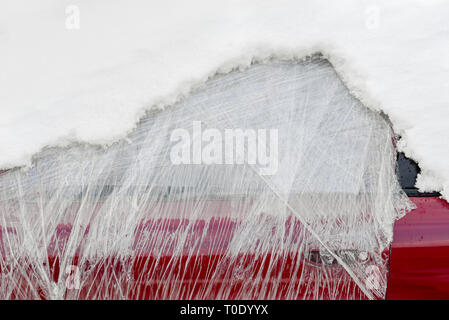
(0, 58, 414, 299)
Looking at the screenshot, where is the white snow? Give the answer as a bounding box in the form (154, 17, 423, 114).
(1, 0, 449, 200)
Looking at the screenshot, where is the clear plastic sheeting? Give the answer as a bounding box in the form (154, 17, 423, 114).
(0, 58, 414, 300)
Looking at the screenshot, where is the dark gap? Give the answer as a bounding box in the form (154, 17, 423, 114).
(396, 152, 440, 197)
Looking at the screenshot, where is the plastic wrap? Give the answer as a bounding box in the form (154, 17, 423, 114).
(0, 58, 414, 300)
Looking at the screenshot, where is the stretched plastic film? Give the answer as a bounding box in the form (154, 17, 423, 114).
(0, 58, 414, 300)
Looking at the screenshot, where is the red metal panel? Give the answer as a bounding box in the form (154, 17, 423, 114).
(387, 197, 449, 299)
(0, 216, 367, 299)
(5, 195, 449, 299)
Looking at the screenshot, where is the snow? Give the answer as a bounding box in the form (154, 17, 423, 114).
(1, 0, 449, 200)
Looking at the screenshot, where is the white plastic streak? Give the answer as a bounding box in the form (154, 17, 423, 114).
(0, 58, 414, 300)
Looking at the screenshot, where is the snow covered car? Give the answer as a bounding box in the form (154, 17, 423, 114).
(0, 58, 447, 300)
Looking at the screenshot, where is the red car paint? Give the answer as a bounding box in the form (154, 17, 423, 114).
(0, 216, 367, 300)
(1, 196, 448, 299)
(387, 197, 449, 299)
(1, 170, 449, 299)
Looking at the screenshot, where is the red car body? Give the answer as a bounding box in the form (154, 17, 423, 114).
(0, 155, 448, 300)
(387, 197, 449, 299)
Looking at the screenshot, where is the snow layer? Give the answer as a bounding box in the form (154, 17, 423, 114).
(1, 0, 449, 199)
